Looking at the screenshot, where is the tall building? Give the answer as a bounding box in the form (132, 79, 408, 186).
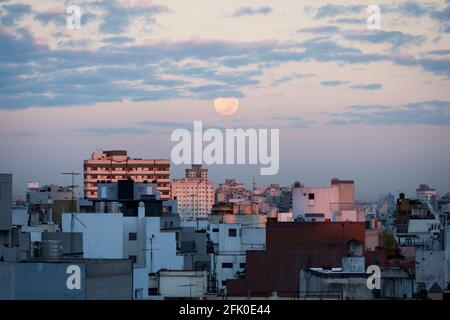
(171, 165, 215, 220)
(83, 150, 171, 200)
(416, 184, 436, 203)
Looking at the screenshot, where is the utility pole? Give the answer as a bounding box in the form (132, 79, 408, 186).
(150, 234, 155, 273)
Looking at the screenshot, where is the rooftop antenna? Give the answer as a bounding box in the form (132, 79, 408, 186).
(252, 177, 256, 190)
(61, 171, 80, 212)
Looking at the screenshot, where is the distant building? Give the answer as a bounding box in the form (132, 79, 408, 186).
(172, 165, 215, 220)
(416, 184, 436, 203)
(292, 178, 365, 222)
(83, 150, 171, 200)
(215, 179, 247, 203)
(27, 184, 75, 225)
(395, 193, 435, 233)
(186, 164, 208, 180)
(264, 184, 292, 213)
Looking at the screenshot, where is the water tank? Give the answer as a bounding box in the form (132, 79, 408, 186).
(39, 240, 63, 258)
(95, 201, 106, 213)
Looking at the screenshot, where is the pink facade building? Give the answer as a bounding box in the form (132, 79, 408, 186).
(83, 150, 171, 200)
(292, 178, 365, 222)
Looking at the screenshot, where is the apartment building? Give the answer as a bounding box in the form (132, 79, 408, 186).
(172, 165, 215, 220)
(84, 150, 171, 200)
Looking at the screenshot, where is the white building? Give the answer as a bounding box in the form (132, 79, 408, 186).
(208, 223, 265, 294)
(292, 178, 364, 222)
(61, 203, 184, 299)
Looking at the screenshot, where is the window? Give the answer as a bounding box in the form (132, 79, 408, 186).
(222, 262, 233, 268)
(308, 193, 315, 200)
(212, 228, 219, 232)
(222, 280, 227, 286)
(129, 255, 137, 263)
(134, 288, 143, 299)
(228, 228, 237, 237)
(239, 263, 246, 269)
(128, 232, 137, 241)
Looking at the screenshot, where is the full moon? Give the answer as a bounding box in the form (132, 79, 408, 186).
(214, 97, 239, 116)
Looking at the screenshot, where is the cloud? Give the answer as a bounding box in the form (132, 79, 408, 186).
(428, 49, 450, 55)
(330, 18, 366, 25)
(137, 120, 191, 128)
(297, 26, 339, 33)
(271, 73, 315, 86)
(34, 8, 96, 27)
(321, 80, 347, 87)
(430, 3, 450, 33)
(94, 0, 169, 34)
(348, 105, 390, 111)
(313, 4, 364, 19)
(350, 83, 383, 90)
(328, 100, 450, 126)
(312, 2, 449, 34)
(272, 115, 314, 128)
(0, 25, 448, 110)
(102, 36, 135, 43)
(231, 6, 273, 18)
(0, 3, 32, 26)
(344, 30, 425, 49)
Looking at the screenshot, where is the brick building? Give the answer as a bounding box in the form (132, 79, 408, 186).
(227, 221, 365, 297)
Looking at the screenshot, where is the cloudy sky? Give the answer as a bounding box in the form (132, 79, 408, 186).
(0, 0, 449, 201)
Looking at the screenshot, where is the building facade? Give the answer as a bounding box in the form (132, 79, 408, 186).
(171, 165, 215, 220)
(292, 178, 365, 222)
(83, 150, 171, 200)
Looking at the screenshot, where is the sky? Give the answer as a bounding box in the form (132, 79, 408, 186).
(0, 0, 449, 201)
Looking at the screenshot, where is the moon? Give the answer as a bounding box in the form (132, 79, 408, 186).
(214, 98, 239, 116)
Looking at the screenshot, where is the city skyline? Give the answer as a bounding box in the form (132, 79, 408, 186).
(0, 0, 449, 201)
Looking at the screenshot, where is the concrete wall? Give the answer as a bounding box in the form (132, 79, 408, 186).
(133, 267, 149, 299)
(0, 260, 132, 300)
(62, 213, 123, 259)
(158, 270, 207, 298)
(11, 208, 28, 227)
(416, 249, 446, 291)
(145, 217, 183, 273)
(85, 260, 133, 300)
(0, 262, 86, 299)
(299, 269, 373, 300)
